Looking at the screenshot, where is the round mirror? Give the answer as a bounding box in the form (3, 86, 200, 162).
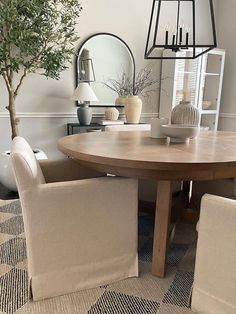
(76, 33, 135, 107)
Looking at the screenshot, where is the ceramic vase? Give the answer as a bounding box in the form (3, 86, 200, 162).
(124, 96, 142, 124)
(0, 149, 47, 191)
(171, 101, 200, 126)
(77, 104, 92, 126)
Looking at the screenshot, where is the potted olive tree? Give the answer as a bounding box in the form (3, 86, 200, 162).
(0, 0, 82, 190)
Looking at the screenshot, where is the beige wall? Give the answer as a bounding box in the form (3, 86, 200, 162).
(216, 0, 236, 130)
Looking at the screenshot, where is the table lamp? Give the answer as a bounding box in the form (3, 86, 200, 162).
(71, 82, 98, 126)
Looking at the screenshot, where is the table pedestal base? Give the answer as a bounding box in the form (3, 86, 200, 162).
(152, 181, 173, 277)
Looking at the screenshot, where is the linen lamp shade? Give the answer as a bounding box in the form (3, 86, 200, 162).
(71, 82, 98, 102)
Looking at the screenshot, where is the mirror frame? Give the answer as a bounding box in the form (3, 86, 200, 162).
(75, 32, 136, 107)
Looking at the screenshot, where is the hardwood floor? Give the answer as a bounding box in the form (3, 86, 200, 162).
(0, 183, 18, 200)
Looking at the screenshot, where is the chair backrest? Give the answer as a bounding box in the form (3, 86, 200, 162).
(104, 124, 151, 132)
(11, 137, 45, 192)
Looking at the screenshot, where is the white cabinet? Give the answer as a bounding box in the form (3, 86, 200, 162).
(159, 49, 225, 130)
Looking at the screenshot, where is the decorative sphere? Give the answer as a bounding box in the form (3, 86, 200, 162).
(171, 101, 200, 126)
(105, 108, 119, 121)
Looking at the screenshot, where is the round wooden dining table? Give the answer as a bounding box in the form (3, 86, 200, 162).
(58, 130, 236, 277)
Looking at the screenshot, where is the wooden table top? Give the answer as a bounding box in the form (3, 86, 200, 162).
(58, 130, 236, 181)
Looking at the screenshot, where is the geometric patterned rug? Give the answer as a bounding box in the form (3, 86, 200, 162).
(0, 199, 197, 314)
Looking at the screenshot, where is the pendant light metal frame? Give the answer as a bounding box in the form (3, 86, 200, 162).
(144, 0, 217, 60)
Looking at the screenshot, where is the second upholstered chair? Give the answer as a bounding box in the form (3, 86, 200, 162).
(11, 137, 138, 301)
(192, 194, 236, 313)
(191, 179, 236, 209)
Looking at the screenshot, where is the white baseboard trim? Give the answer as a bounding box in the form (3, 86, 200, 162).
(0, 112, 158, 119)
(219, 113, 236, 119)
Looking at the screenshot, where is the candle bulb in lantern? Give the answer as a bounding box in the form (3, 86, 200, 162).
(179, 27, 183, 45)
(165, 23, 170, 47)
(165, 31, 169, 46)
(172, 34, 176, 47)
(186, 32, 189, 46)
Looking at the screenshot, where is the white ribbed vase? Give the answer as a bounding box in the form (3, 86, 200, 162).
(125, 96, 142, 124)
(171, 101, 200, 126)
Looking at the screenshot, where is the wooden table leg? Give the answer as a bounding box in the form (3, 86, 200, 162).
(152, 180, 173, 277)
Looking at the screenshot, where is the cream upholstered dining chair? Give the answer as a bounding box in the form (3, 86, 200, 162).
(191, 194, 236, 314)
(191, 179, 236, 209)
(11, 137, 138, 301)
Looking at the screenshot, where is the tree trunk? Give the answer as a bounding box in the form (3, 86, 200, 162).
(8, 90, 19, 140)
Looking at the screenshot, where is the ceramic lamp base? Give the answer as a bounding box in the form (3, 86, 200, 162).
(77, 104, 92, 126)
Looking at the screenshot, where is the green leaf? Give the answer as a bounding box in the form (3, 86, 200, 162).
(0, 0, 82, 78)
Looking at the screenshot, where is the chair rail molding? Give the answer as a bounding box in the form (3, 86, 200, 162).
(0, 112, 158, 119)
(1, 112, 234, 119)
(219, 113, 236, 119)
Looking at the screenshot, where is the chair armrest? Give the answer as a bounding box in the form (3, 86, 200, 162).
(23, 177, 138, 219)
(39, 158, 105, 183)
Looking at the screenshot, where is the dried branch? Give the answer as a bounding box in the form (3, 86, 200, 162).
(103, 72, 133, 97)
(104, 66, 163, 98)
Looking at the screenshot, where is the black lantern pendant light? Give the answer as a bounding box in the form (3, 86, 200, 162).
(145, 0, 217, 59)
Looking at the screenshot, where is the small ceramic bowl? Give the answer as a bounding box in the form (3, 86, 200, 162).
(161, 124, 200, 143)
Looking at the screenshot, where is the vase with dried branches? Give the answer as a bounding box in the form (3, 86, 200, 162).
(104, 67, 161, 123)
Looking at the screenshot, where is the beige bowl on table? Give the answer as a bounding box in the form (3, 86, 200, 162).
(161, 124, 200, 143)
